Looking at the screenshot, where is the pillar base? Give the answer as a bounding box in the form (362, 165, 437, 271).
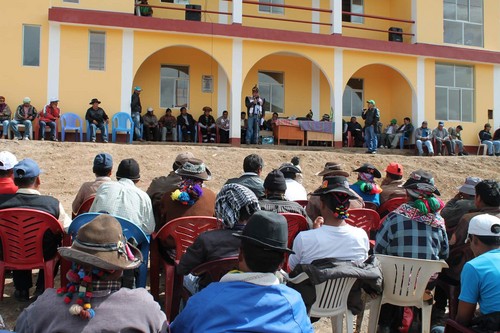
(230, 138, 241, 147)
(334, 141, 343, 148)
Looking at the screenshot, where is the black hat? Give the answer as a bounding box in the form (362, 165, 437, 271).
(403, 169, 440, 195)
(234, 211, 293, 254)
(116, 158, 140, 180)
(264, 170, 286, 192)
(278, 163, 301, 175)
(353, 163, 382, 178)
(311, 176, 357, 198)
(89, 98, 101, 105)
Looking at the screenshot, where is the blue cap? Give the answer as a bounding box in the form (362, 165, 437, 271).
(134, 86, 142, 91)
(13, 158, 41, 179)
(93, 153, 113, 172)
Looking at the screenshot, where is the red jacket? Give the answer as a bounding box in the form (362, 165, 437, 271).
(39, 105, 60, 122)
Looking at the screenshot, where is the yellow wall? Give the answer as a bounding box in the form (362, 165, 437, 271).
(414, 0, 442, 45)
(319, 72, 331, 118)
(51, 0, 133, 14)
(484, 1, 500, 51)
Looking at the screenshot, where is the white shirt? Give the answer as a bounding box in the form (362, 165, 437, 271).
(90, 178, 155, 235)
(288, 224, 369, 271)
(284, 179, 308, 201)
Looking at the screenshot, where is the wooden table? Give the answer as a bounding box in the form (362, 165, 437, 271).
(305, 131, 334, 146)
(274, 125, 304, 146)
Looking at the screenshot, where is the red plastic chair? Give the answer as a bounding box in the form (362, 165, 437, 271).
(363, 201, 379, 211)
(197, 123, 219, 143)
(444, 319, 475, 333)
(294, 200, 308, 208)
(0, 208, 64, 301)
(279, 213, 309, 271)
(345, 208, 380, 248)
(71, 195, 95, 219)
(377, 196, 406, 219)
(150, 216, 218, 320)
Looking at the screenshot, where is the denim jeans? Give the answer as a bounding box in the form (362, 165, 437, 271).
(246, 115, 259, 144)
(10, 119, 32, 139)
(416, 139, 434, 155)
(131, 112, 142, 139)
(1, 120, 9, 137)
(39, 120, 57, 140)
(89, 123, 108, 142)
(364, 125, 377, 152)
(482, 140, 500, 155)
(451, 139, 464, 153)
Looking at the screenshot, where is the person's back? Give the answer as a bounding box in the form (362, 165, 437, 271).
(0, 151, 18, 194)
(225, 154, 265, 199)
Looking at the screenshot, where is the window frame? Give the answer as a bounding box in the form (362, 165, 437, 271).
(160, 64, 190, 109)
(443, 0, 483, 47)
(22, 24, 41, 67)
(88, 30, 106, 71)
(258, 71, 284, 114)
(342, 0, 364, 24)
(63, 0, 79, 3)
(258, 0, 284, 15)
(342, 78, 364, 117)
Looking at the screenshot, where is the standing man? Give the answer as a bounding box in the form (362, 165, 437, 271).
(361, 99, 380, 154)
(216, 110, 230, 143)
(85, 98, 109, 143)
(245, 85, 265, 145)
(0, 96, 12, 140)
(415, 120, 434, 156)
(11, 97, 37, 140)
(130, 86, 144, 142)
(39, 97, 60, 141)
(142, 107, 160, 141)
(448, 125, 468, 156)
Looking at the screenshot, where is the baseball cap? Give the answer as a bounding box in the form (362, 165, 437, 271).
(147, 107, 154, 112)
(134, 86, 142, 92)
(23, 97, 31, 104)
(467, 214, 500, 241)
(457, 177, 482, 196)
(93, 153, 113, 173)
(50, 97, 59, 103)
(0, 151, 18, 171)
(13, 158, 41, 179)
(438, 121, 444, 126)
(390, 119, 397, 124)
(367, 100, 376, 105)
(385, 162, 403, 176)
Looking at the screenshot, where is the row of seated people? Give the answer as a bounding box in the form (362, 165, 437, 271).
(0, 151, 498, 332)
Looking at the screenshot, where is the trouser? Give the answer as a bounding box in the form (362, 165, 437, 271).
(391, 133, 403, 148)
(161, 127, 177, 142)
(89, 123, 108, 142)
(1, 120, 9, 137)
(450, 139, 464, 154)
(10, 119, 32, 139)
(380, 133, 394, 147)
(246, 116, 259, 144)
(39, 120, 57, 140)
(180, 125, 195, 142)
(435, 139, 452, 155)
(364, 125, 377, 151)
(219, 129, 229, 143)
(482, 140, 500, 154)
(200, 127, 216, 143)
(240, 129, 247, 144)
(131, 112, 142, 140)
(416, 140, 434, 155)
(144, 126, 160, 141)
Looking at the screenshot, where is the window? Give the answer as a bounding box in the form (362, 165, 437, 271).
(22, 25, 41, 67)
(435, 63, 474, 122)
(160, 65, 189, 108)
(259, 0, 284, 15)
(63, 0, 79, 3)
(258, 71, 284, 113)
(443, 0, 483, 47)
(342, 78, 364, 117)
(342, 0, 364, 23)
(89, 31, 105, 71)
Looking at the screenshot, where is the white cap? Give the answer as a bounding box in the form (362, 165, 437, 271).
(467, 214, 500, 241)
(0, 151, 18, 171)
(49, 97, 59, 103)
(147, 107, 154, 112)
(23, 97, 31, 103)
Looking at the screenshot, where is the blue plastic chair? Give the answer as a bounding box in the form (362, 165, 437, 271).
(67, 212, 150, 288)
(177, 124, 198, 143)
(111, 112, 135, 143)
(60, 113, 83, 142)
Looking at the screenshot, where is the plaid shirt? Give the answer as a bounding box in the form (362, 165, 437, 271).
(374, 212, 449, 260)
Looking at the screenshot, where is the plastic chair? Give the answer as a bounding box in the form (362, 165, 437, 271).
(399, 135, 409, 149)
(279, 213, 309, 271)
(477, 134, 488, 155)
(294, 200, 309, 208)
(0, 208, 63, 301)
(444, 319, 475, 333)
(286, 272, 357, 333)
(364, 201, 379, 211)
(367, 254, 449, 333)
(34, 117, 59, 140)
(197, 123, 219, 143)
(377, 197, 407, 219)
(150, 216, 218, 320)
(177, 124, 198, 143)
(111, 112, 135, 143)
(62, 212, 150, 288)
(346, 208, 380, 236)
(60, 113, 83, 142)
(71, 195, 95, 219)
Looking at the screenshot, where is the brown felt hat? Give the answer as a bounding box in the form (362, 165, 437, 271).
(175, 158, 211, 181)
(316, 162, 350, 177)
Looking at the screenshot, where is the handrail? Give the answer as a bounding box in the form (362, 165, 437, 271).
(135, 4, 232, 17)
(344, 25, 414, 36)
(223, 0, 332, 14)
(243, 14, 331, 26)
(343, 11, 415, 24)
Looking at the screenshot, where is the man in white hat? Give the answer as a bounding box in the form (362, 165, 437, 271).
(0, 151, 18, 194)
(455, 214, 500, 327)
(11, 97, 37, 140)
(142, 107, 160, 141)
(39, 97, 60, 141)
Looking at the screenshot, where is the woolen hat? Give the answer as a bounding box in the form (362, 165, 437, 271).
(385, 162, 403, 177)
(175, 158, 211, 181)
(467, 214, 500, 239)
(173, 152, 195, 170)
(0, 151, 18, 171)
(264, 170, 286, 192)
(311, 176, 357, 198)
(13, 158, 41, 179)
(353, 163, 382, 178)
(89, 98, 101, 104)
(116, 158, 140, 180)
(316, 162, 349, 177)
(234, 211, 293, 254)
(403, 169, 440, 195)
(93, 153, 113, 173)
(58, 214, 142, 270)
(457, 176, 482, 196)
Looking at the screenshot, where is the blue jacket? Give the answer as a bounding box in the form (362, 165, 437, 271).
(171, 281, 313, 333)
(350, 183, 381, 207)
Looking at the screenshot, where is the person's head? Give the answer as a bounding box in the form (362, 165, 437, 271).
(0, 96, 5, 104)
(0, 151, 18, 178)
(272, 112, 278, 120)
(222, 110, 228, 119)
(475, 180, 500, 208)
(291, 156, 300, 167)
(404, 117, 411, 124)
(116, 158, 140, 183)
(321, 114, 331, 122)
(241, 111, 246, 120)
(316, 162, 350, 178)
(22, 97, 31, 107)
(92, 153, 113, 177)
(89, 98, 101, 109)
(367, 100, 376, 108)
(251, 85, 259, 97)
(278, 163, 301, 181)
(438, 121, 444, 129)
(215, 184, 260, 230)
(384, 162, 404, 182)
(457, 176, 482, 198)
(134, 86, 142, 94)
(421, 121, 428, 128)
(175, 158, 211, 181)
(263, 169, 286, 198)
(147, 107, 154, 114)
(172, 152, 195, 171)
(202, 106, 212, 116)
(306, 110, 313, 120)
(234, 211, 293, 273)
(243, 154, 263, 174)
(180, 106, 187, 115)
(13, 158, 41, 189)
(49, 97, 59, 107)
(350, 116, 357, 123)
(390, 119, 397, 125)
(312, 176, 358, 221)
(484, 123, 491, 131)
(165, 108, 172, 116)
(353, 163, 382, 181)
(456, 125, 463, 133)
(403, 169, 442, 214)
(467, 214, 500, 257)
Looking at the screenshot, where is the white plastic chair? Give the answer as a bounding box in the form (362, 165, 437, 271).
(477, 134, 488, 155)
(286, 272, 357, 333)
(367, 254, 448, 333)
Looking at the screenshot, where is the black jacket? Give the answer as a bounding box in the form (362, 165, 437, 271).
(361, 107, 380, 127)
(130, 92, 142, 114)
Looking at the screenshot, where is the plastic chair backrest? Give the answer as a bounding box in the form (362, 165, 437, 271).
(477, 134, 488, 155)
(112, 112, 133, 130)
(61, 113, 82, 129)
(377, 197, 407, 219)
(376, 254, 448, 307)
(363, 201, 379, 211)
(72, 195, 95, 219)
(346, 208, 380, 236)
(279, 213, 309, 249)
(155, 216, 218, 260)
(190, 256, 239, 281)
(294, 200, 308, 208)
(0, 208, 63, 267)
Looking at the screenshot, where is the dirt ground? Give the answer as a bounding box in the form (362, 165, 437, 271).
(0, 139, 499, 331)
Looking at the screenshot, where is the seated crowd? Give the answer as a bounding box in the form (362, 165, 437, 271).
(0, 149, 499, 333)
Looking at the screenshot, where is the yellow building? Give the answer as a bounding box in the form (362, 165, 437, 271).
(1, 0, 499, 146)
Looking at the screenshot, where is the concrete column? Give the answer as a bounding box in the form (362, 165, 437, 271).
(219, 0, 229, 24)
(217, 64, 228, 117)
(331, 0, 342, 34)
(494, 65, 500, 129)
(415, 57, 425, 130)
(230, 39, 243, 145)
(121, 29, 134, 114)
(311, 63, 320, 121)
(333, 49, 343, 147)
(47, 22, 61, 101)
(312, 0, 320, 34)
(411, 0, 418, 44)
(232, 0, 242, 24)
